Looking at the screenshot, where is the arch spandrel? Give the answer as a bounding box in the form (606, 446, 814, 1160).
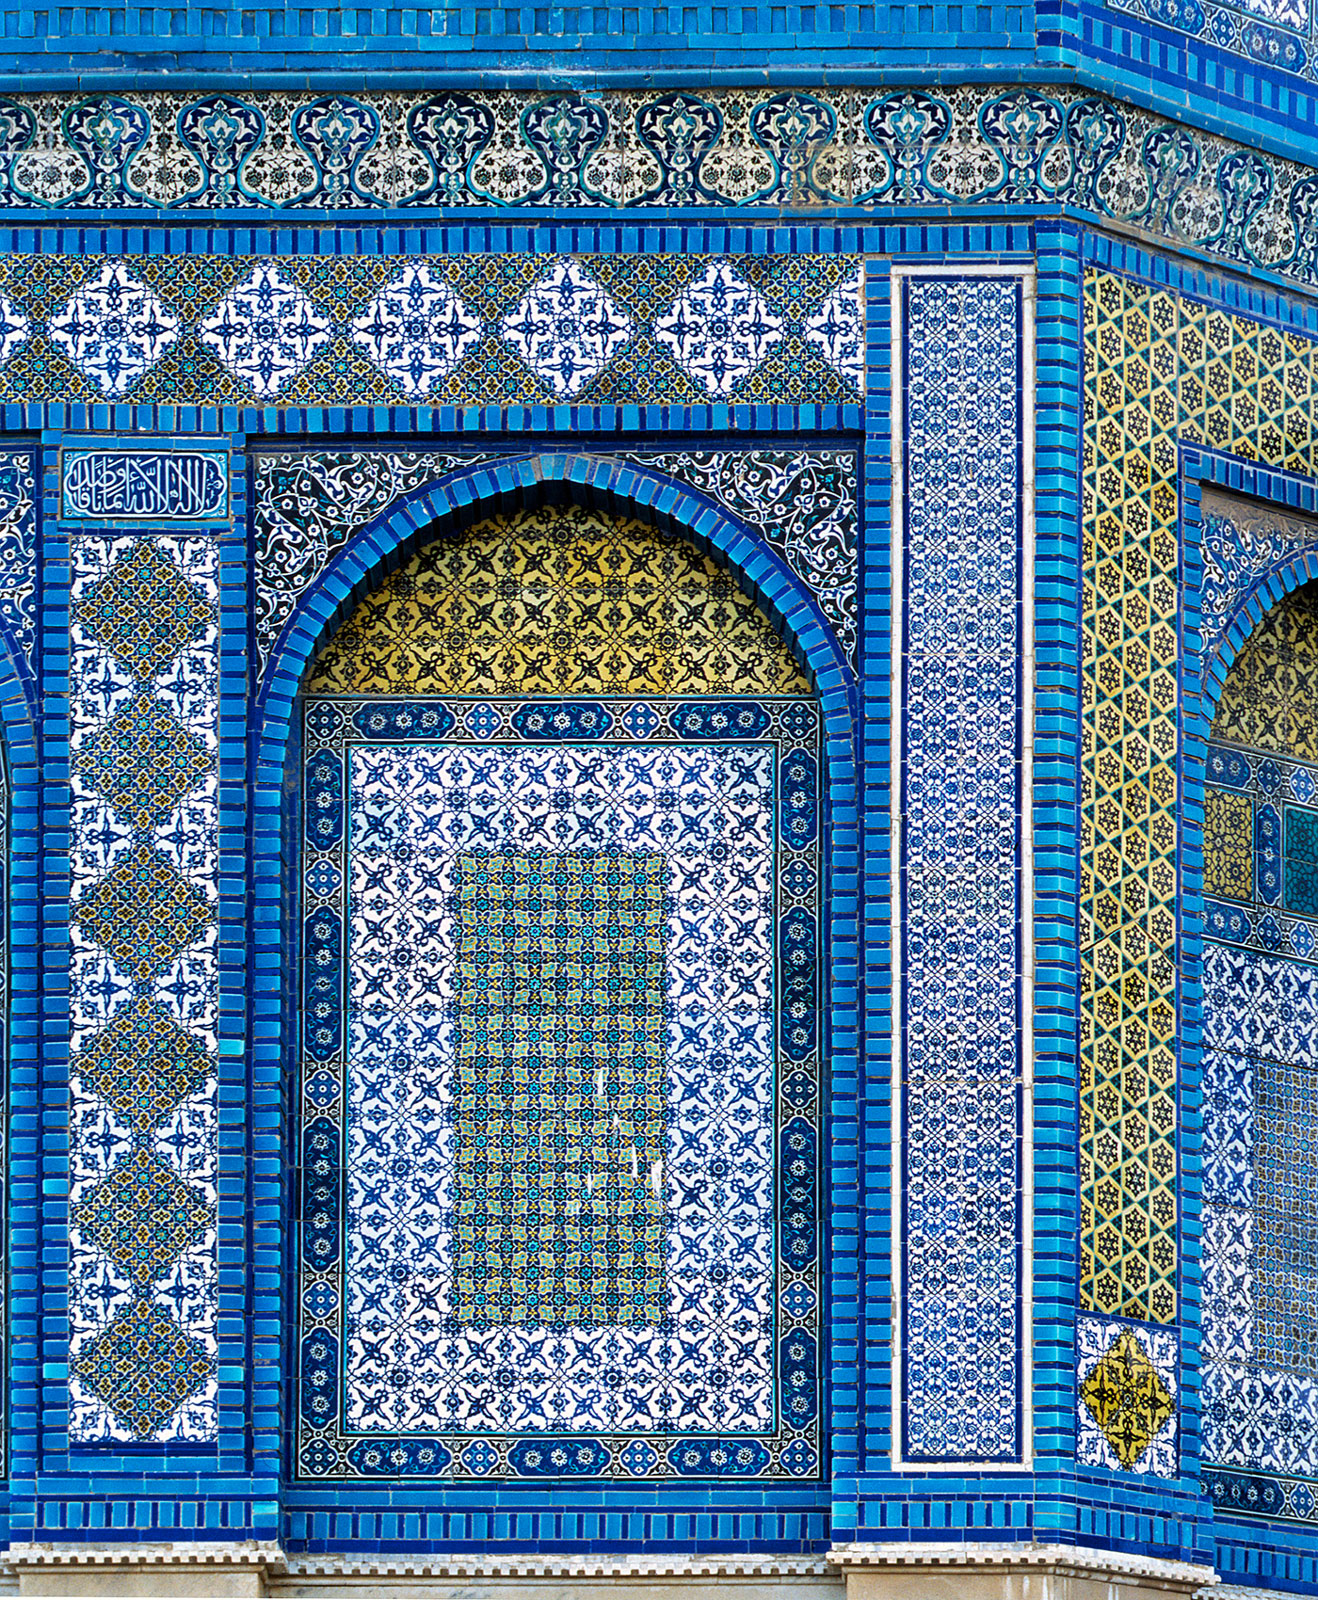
(304, 503, 812, 697)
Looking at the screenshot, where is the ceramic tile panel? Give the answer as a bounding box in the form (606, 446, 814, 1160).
(0, 87, 1312, 297)
(252, 448, 859, 687)
(303, 505, 812, 697)
(0, 453, 36, 683)
(1076, 1313, 1178, 1477)
(66, 535, 220, 1445)
(1080, 270, 1181, 1329)
(0, 253, 861, 408)
(896, 272, 1026, 1464)
(1202, 659, 1318, 1512)
(1200, 489, 1318, 665)
(1105, 0, 1317, 89)
(294, 509, 821, 1482)
(1204, 738, 1318, 960)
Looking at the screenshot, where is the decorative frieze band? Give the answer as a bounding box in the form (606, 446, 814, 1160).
(0, 253, 861, 409)
(0, 86, 1313, 294)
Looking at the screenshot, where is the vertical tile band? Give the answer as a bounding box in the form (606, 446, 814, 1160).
(893, 269, 1030, 1466)
(66, 532, 220, 1445)
(1078, 271, 1182, 1334)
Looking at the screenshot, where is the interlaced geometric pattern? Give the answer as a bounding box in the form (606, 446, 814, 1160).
(1083, 268, 1318, 1482)
(68, 535, 219, 1445)
(73, 840, 212, 980)
(306, 504, 811, 697)
(72, 538, 212, 680)
(1082, 271, 1184, 1327)
(452, 851, 668, 1329)
(71, 1299, 213, 1444)
(71, 1148, 212, 1286)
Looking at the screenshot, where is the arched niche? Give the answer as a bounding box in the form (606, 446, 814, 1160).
(1201, 579, 1318, 1506)
(289, 498, 825, 1490)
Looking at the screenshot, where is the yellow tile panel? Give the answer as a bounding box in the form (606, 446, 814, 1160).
(1203, 789, 1253, 901)
(1082, 268, 1318, 1323)
(306, 503, 812, 696)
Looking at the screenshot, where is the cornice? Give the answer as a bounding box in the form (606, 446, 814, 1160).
(0, 1541, 1222, 1591)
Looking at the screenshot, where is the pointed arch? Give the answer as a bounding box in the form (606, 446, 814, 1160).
(252, 450, 858, 1502)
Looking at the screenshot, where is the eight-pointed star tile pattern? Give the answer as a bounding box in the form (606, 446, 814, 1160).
(68, 534, 220, 1445)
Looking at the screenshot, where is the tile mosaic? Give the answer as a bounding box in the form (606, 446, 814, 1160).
(0, 451, 36, 679)
(303, 504, 812, 697)
(1202, 586, 1318, 1520)
(1080, 269, 1181, 1328)
(449, 850, 668, 1328)
(254, 448, 859, 691)
(253, 451, 486, 682)
(1069, 260, 1318, 1483)
(1105, 0, 1316, 89)
(1202, 940, 1318, 1480)
(1200, 489, 1318, 666)
(199, 264, 334, 399)
(652, 262, 784, 397)
(897, 273, 1024, 1464)
(1076, 1314, 1178, 1477)
(616, 449, 860, 673)
(294, 510, 820, 1482)
(67, 534, 219, 1445)
(1203, 740, 1318, 960)
(1205, 788, 1254, 900)
(501, 260, 634, 399)
(1216, 586, 1318, 760)
(0, 85, 1308, 298)
(0, 253, 860, 410)
(47, 262, 180, 398)
(349, 266, 484, 399)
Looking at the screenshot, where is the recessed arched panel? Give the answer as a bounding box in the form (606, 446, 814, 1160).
(293, 505, 823, 1488)
(305, 502, 812, 697)
(1201, 578, 1318, 1507)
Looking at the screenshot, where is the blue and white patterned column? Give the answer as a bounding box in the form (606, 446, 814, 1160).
(895, 271, 1030, 1464)
(66, 532, 220, 1444)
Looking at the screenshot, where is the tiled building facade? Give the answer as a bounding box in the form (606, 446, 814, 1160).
(0, 0, 1313, 1596)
